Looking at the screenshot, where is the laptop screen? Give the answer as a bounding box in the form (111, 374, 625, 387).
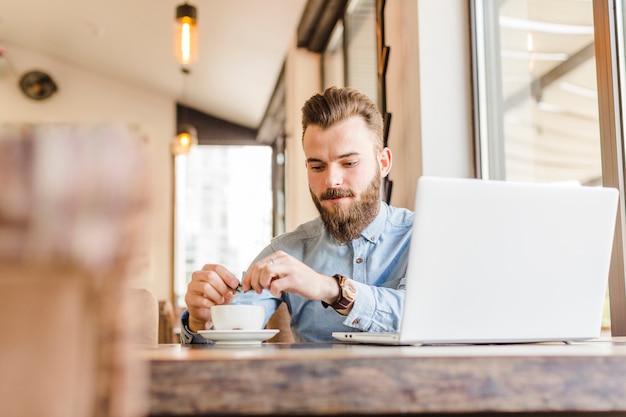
(397, 177, 618, 344)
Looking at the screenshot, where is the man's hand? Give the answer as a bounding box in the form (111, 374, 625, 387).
(242, 251, 340, 304)
(184, 264, 241, 332)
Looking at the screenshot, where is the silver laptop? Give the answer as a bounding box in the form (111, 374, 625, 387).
(333, 176, 619, 345)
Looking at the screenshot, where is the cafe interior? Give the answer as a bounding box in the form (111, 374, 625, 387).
(1, 0, 626, 416)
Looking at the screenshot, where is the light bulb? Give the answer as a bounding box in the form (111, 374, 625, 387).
(174, 3, 198, 65)
(179, 132, 191, 147)
(172, 125, 198, 155)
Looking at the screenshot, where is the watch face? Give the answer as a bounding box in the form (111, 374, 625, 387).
(343, 280, 357, 299)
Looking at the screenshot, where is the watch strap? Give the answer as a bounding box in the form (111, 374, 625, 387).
(180, 309, 211, 344)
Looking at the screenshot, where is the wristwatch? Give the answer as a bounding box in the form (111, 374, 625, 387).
(180, 309, 211, 344)
(322, 274, 356, 315)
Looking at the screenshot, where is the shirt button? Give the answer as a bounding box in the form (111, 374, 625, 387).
(352, 318, 360, 325)
(356, 258, 363, 264)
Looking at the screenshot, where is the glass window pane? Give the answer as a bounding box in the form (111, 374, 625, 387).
(345, 0, 378, 103)
(473, 0, 608, 329)
(323, 21, 345, 88)
(173, 145, 273, 307)
(475, 0, 599, 185)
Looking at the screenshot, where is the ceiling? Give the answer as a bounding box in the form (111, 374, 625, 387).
(0, 0, 307, 129)
(0, 0, 602, 185)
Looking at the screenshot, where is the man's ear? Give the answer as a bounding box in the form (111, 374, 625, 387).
(379, 147, 392, 177)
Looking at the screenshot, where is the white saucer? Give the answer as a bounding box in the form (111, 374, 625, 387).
(198, 329, 279, 345)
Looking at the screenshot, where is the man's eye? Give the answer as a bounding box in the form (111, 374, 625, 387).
(310, 165, 324, 171)
(344, 161, 358, 167)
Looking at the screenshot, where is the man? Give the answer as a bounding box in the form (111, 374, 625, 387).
(181, 86, 413, 343)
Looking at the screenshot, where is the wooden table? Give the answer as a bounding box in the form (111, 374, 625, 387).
(140, 338, 626, 416)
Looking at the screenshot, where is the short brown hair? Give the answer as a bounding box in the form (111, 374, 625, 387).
(301, 87, 384, 151)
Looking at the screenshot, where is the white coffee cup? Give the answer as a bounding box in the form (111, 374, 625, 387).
(210, 304, 265, 330)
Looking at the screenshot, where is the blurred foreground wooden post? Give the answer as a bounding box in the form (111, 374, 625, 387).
(0, 124, 152, 417)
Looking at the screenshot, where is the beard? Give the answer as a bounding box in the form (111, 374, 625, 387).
(310, 173, 381, 243)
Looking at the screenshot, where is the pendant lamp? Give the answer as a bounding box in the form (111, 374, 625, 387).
(174, 2, 198, 65)
(172, 123, 198, 155)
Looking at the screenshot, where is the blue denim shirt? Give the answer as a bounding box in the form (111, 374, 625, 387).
(181, 201, 413, 343)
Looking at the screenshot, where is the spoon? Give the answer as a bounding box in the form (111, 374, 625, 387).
(233, 271, 246, 293)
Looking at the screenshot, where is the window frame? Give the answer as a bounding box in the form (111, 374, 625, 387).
(593, 0, 626, 335)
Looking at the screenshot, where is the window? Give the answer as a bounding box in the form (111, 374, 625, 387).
(473, 0, 599, 184)
(323, 21, 345, 89)
(344, 0, 378, 103)
(320, 0, 378, 102)
(173, 145, 273, 307)
(471, 0, 613, 329)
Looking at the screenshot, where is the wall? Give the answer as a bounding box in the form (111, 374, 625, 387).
(416, 0, 473, 180)
(282, 0, 474, 215)
(384, 0, 423, 209)
(284, 38, 321, 231)
(384, 0, 474, 211)
(0, 43, 173, 301)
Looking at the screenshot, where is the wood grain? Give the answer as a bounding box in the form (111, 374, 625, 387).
(142, 340, 626, 416)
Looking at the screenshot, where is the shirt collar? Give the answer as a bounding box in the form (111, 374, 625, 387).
(359, 201, 389, 244)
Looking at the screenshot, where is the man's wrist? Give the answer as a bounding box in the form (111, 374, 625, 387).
(323, 275, 342, 305)
(180, 310, 210, 344)
(188, 316, 209, 333)
(321, 274, 356, 315)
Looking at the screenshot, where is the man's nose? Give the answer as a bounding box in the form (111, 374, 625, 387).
(325, 166, 343, 187)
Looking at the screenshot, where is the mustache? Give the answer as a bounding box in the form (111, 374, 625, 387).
(320, 188, 355, 201)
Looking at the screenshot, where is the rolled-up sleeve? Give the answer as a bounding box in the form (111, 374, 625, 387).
(341, 280, 405, 332)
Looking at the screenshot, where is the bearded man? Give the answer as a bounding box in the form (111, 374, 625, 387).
(181, 87, 413, 343)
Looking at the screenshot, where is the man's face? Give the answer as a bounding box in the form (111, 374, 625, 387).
(303, 116, 390, 242)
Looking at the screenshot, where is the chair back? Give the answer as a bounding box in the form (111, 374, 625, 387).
(0, 124, 151, 417)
